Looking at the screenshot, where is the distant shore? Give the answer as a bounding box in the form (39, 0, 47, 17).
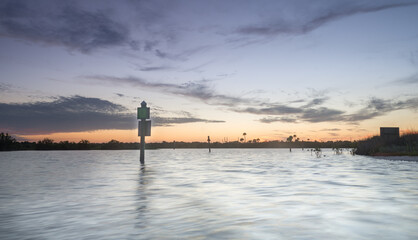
(1, 133, 356, 151)
(2, 132, 417, 156)
(355, 133, 417, 157)
(1, 140, 355, 151)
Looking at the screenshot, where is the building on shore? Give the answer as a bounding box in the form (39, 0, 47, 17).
(380, 127, 399, 139)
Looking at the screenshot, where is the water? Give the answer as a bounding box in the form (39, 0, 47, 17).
(0, 149, 417, 239)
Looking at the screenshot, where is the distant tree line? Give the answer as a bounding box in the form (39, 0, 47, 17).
(148, 140, 356, 149)
(0, 132, 358, 151)
(0, 133, 139, 151)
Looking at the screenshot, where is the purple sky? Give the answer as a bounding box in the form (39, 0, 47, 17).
(1, 0, 418, 142)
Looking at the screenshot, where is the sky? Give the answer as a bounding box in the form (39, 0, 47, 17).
(1, 0, 418, 143)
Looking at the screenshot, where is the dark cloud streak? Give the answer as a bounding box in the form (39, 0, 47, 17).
(347, 97, 418, 121)
(301, 107, 345, 123)
(302, 97, 328, 108)
(0, 95, 226, 134)
(259, 117, 297, 123)
(392, 73, 418, 85)
(152, 117, 225, 127)
(139, 66, 172, 72)
(240, 105, 303, 115)
(251, 97, 418, 124)
(322, 128, 341, 131)
(236, 2, 416, 37)
(83, 75, 418, 125)
(85, 75, 249, 106)
(0, 0, 130, 53)
(0, 96, 135, 134)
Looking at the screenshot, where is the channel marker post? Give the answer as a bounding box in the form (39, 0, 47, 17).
(138, 101, 151, 164)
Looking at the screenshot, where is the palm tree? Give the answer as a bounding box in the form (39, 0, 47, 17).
(243, 132, 247, 142)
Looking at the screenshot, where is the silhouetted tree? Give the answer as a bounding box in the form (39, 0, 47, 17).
(58, 141, 75, 150)
(0, 132, 17, 151)
(78, 139, 90, 150)
(243, 132, 247, 142)
(36, 138, 54, 150)
(104, 139, 122, 149)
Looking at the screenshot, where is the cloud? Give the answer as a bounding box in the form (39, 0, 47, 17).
(0, 96, 135, 134)
(240, 105, 303, 115)
(183, 60, 215, 73)
(322, 128, 341, 131)
(236, 2, 416, 37)
(152, 116, 225, 127)
(239, 104, 345, 123)
(155, 49, 169, 58)
(409, 50, 418, 65)
(301, 107, 345, 123)
(85, 75, 249, 106)
(0, 95, 226, 134)
(143, 40, 159, 52)
(347, 97, 418, 121)
(139, 66, 172, 72)
(0, 0, 130, 53)
(250, 96, 418, 124)
(259, 117, 297, 123)
(346, 109, 380, 122)
(288, 99, 306, 104)
(154, 45, 214, 61)
(0, 82, 11, 92)
(240, 102, 346, 123)
(302, 97, 328, 108)
(84, 75, 418, 125)
(392, 73, 418, 85)
(2, 0, 415, 57)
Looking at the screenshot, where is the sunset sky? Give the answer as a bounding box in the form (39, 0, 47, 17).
(1, 0, 418, 143)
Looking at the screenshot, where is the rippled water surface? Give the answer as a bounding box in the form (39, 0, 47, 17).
(1, 149, 417, 239)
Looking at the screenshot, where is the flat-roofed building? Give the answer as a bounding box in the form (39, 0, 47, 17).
(380, 127, 399, 138)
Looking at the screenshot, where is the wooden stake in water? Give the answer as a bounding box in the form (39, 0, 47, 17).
(138, 101, 151, 164)
(208, 136, 211, 153)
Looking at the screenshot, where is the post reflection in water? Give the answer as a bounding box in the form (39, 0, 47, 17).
(135, 166, 149, 230)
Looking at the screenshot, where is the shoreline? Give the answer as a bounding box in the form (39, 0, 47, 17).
(371, 155, 418, 162)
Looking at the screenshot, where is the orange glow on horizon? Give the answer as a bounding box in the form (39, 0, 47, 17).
(15, 127, 372, 143)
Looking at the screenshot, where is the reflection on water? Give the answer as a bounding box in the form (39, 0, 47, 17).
(136, 166, 149, 231)
(0, 149, 417, 239)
